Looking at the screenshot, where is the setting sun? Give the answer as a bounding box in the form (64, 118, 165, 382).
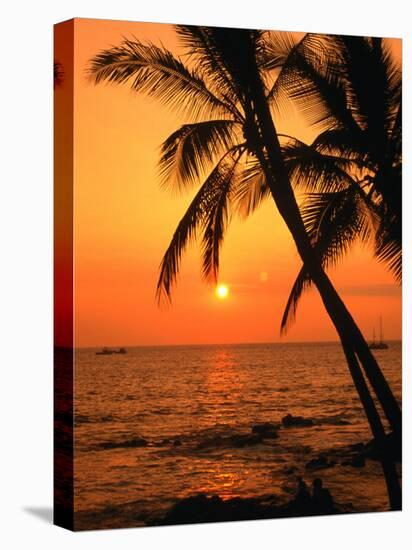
(216, 284, 229, 300)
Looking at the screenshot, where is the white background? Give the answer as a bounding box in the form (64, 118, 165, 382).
(0, 0, 410, 548)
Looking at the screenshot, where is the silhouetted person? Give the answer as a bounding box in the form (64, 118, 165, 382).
(292, 477, 312, 514)
(312, 478, 334, 514)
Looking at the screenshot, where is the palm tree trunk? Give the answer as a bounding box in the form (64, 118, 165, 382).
(245, 67, 401, 437)
(341, 342, 401, 510)
(241, 50, 401, 508)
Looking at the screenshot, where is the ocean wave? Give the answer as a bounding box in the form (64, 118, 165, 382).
(75, 414, 116, 426)
(96, 437, 149, 451)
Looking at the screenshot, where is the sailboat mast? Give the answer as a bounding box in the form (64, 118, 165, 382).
(380, 316, 383, 345)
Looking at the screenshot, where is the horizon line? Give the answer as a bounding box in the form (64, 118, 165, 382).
(61, 338, 402, 350)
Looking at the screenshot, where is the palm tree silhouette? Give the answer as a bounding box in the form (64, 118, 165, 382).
(88, 26, 401, 508)
(54, 61, 64, 89)
(271, 35, 401, 327)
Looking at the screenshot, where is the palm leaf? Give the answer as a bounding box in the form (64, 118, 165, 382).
(156, 149, 241, 303)
(282, 137, 355, 193)
(175, 25, 244, 118)
(201, 153, 241, 280)
(269, 34, 359, 131)
(311, 128, 369, 166)
(334, 36, 401, 159)
(258, 31, 302, 72)
(233, 157, 270, 217)
(54, 61, 64, 88)
(186, 27, 262, 107)
(303, 189, 372, 260)
(159, 120, 239, 191)
(280, 266, 311, 334)
(375, 212, 402, 282)
(281, 186, 373, 332)
(375, 238, 401, 283)
(88, 38, 232, 120)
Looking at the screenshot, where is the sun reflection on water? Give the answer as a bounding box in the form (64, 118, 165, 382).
(197, 462, 244, 499)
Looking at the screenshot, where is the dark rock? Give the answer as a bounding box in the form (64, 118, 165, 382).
(99, 437, 148, 450)
(252, 422, 278, 433)
(251, 422, 279, 439)
(196, 433, 263, 450)
(342, 456, 365, 468)
(230, 434, 262, 447)
(305, 455, 335, 470)
(196, 435, 224, 450)
(349, 442, 365, 452)
(173, 439, 182, 447)
(282, 414, 315, 428)
(317, 414, 351, 426)
(262, 431, 279, 439)
(149, 485, 345, 526)
(152, 493, 281, 525)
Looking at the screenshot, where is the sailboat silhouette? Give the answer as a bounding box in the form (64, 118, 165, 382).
(369, 316, 389, 350)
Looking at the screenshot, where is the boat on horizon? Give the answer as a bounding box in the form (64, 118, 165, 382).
(96, 347, 127, 355)
(369, 317, 389, 350)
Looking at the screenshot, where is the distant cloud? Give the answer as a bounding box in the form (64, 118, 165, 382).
(337, 283, 401, 297)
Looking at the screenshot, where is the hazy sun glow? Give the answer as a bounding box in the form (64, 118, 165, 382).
(216, 284, 229, 300)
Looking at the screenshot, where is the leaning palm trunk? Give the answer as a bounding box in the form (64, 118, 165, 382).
(248, 61, 400, 432)
(241, 42, 401, 509)
(268, 136, 401, 436)
(252, 123, 402, 511)
(341, 343, 401, 510)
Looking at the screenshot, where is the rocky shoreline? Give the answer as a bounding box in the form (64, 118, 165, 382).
(147, 487, 352, 526)
(92, 413, 401, 468)
(75, 412, 401, 529)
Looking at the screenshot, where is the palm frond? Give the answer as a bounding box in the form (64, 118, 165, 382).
(388, 103, 402, 162)
(281, 186, 373, 333)
(280, 266, 310, 334)
(334, 37, 401, 156)
(233, 157, 270, 217)
(382, 41, 402, 134)
(156, 149, 241, 303)
(175, 25, 244, 118)
(54, 61, 64, 89)
(258, 31, 302, 72)
(187, 27, 263, 107)
(303, 189, 372, 257)
(201, 154, 240, 281)
(282, 137, 355, 193)
(159, 120, 239, 191)
(269, 34, 359, 132)
(375, 213, 402, 282)
(331, 37, 386, 160)
(288, 42, 356, 130)
(265, 32, 310, 110)
(375, 238, 402, 283)
(88, 38, 232, 120)
(311, 128, 368, 166)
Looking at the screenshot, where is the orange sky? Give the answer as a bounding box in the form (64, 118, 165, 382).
(57, 18, 401, 347)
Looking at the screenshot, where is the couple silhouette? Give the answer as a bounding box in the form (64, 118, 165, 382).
(293, 477, 335, 515)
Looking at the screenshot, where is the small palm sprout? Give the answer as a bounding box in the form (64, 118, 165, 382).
(54, 60, 64, 89)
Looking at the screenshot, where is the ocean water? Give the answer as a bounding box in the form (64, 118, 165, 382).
(73, 341, 401, 529)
